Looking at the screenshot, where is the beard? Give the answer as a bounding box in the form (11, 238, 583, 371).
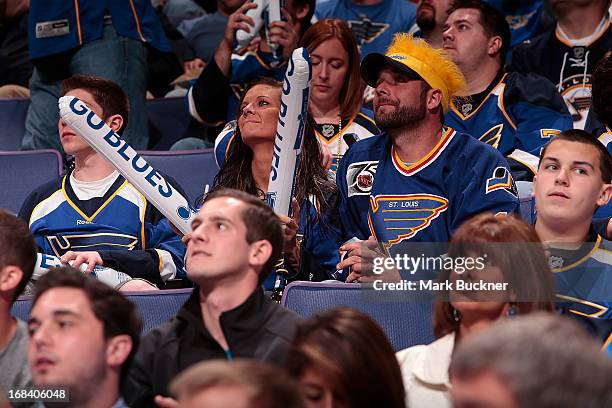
(375, 100, 427, 131)
(416, 4, 436, 31)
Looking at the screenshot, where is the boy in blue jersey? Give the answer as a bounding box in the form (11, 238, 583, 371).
(442, 0, 572, 181)
(533, 129, 612, 348)
(19, 75, 186, 290)
(336, 34, 519, 282)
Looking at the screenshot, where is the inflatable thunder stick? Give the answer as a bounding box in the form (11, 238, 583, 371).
(33, 253, 131, 288)
(266, 47, 311, 217)
(235, 0, 267, 49)
(58, 96, 195, 235)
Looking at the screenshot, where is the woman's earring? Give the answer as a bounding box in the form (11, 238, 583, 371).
(452, 307, 462, 322)
(506, 302, 519, 318)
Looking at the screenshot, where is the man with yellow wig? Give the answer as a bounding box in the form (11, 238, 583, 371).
(335, 34, 519, 281)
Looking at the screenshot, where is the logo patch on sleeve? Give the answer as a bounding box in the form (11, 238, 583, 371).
(486, 167, 518, 197)
(347, 161, 378, 197)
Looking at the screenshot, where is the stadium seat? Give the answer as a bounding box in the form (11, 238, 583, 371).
(281, 281, 435, 351)
(11, 288, 193, 335)
(140, 149, 216, 206)
(516, 181, 535, 223)
(0, 98, 29, 150)
(146, 97, 209, 150)
(0, 149, 63, 214)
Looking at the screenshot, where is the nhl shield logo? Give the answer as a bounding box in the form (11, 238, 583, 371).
(357, 174, 373, 189)
(573, 47, 585, 59)
(549, 255, 564, 270)
(322, 124, 335, 138)
(461, 103, 472, 116)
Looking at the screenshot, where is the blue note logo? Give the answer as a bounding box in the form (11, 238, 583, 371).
(370, 194, 449, 246)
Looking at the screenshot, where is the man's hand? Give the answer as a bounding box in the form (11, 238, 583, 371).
(607, 217, 612, 240)
(154, 395, 178, 408)
(223, 1, 258, 48)
(267, 9, 300, 60)
(183, 58, 205, 72)
(337, 236, 399, 283)
(60, 251, 103, 274)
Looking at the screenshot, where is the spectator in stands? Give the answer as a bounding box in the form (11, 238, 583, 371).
(214, 19, 380, 172)
(336, 34, 519, 281)
(396, 213, 555, 408)
(315, 0, 417, 59)
(0, 0, 32, 98)
(592, 52, 612, 152)
(413, 0, 453, 48)
(592, 53, 612, 221)
(177, 0, 245, 71)
(450, 313, 612, 407)
(212, 78, 341, 286)
(19, 75, 186, 291)
(28, 267, 141, 408)
(169, 360, 304, 408)
(0, 209, 36, 396)
(533, 129, 612, 348)
(509, 0, 611, 130)
(23, 0, 171, 152)
(185, 0, 314, 129)
(442, 0, 572, 181)
(124, 188, 300, 407)
(287, 307, 405, 408)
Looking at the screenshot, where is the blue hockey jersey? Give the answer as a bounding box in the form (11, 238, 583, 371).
(336, 128, 520, 255)
(549, 231, 612, 349)
(19, 172, 186, 285)
(315, 0, 416, 59)
(445, 72, 572, 180)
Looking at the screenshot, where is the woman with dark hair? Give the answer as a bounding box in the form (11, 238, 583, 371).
(396, 213, 555, 408)
(214, 18, 379, 173)
(286, 307, 405, 408)
(211, 77, 340, 289)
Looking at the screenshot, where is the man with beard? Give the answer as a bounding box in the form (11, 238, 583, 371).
(335, 34, 519, 281)
(413, 0, 453, 48)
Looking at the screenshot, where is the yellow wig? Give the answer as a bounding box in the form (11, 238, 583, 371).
(386, 34, 466, 113)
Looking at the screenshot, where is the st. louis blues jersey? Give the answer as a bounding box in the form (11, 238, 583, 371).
(315, 0, 416, 59)
(445, 72, 572, 180)
(213, 112, 380, 173)
(509, 15, 612, 130)
(336, 128, 520, 255)
(485, 0, 546, 49)
(18, 172, 186, 285)
(549, 231, 612, 349)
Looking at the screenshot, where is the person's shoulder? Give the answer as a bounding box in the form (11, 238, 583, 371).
(513, 28, 555, 53)
(315, 0, 339, 17)
(446, 128, 503, 159)
(260, 298, 301, 341)
(353, 111, 380, 134)
(594, 237, 612, 267)
(504, 71, 562, 102)
(348, 133, 386, 153)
